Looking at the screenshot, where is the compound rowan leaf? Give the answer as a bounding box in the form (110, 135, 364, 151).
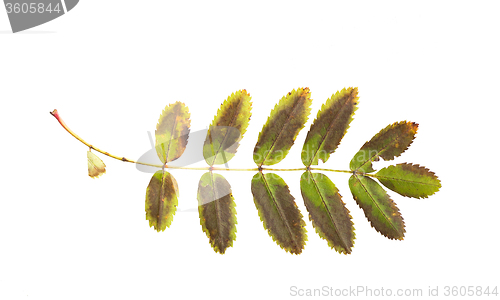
(51, 89, 444, 255)
(145, 170, 178, 232)
(155, 102, 191, 164)
(251, 172, 307, 254)
(253, 88, 312, 166)
(87, 151, 106, 178)
(203, 90, 252, 166)
(197, 172, 237, 254)
(350, 121, 418, 173)
(300, 171, 355, 254)
(302, 87, 359, 166)
(349, 174, 405, 240)
(375, 163, 441, 199)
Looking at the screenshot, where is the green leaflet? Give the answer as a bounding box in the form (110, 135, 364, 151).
(253, 88, 312, 166)
(348, 174, 405, 240)
(87, 151, 106, 178)
(300, 171, 355, 254)
(197, 172, 237, 254)
(145, 170, 179, 232)
(375, 163, 441, 198)
(155, 102, 191, 164)
(350, 121, 418, 173)
(251, 172, 307, 254)
(302, 87, 359, 166)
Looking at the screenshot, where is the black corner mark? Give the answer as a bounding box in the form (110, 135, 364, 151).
(4, 0, 79, 33)
(64, 0, 77, 11)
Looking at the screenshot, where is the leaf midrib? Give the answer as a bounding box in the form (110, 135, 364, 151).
(309, 172, 350, 253)
(372, 173, 440, 187)
(210, 171, 224, 251)
(157, 172, 165, 231)
(354, 174, 401, 236)
(260, 173, 300, 252)
(164, 112, 179, 163)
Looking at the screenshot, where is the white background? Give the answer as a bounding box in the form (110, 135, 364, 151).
(1, 1, 499, 299)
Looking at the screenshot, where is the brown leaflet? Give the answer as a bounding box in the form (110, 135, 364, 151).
(253, 88, 312, 166)
(251, 172, 307, 254)
(155, 102, 191, 164)
(348, 174, 405, 240)
(301, 87, 359, 166)
(203, 90, 252, 166)
(350, 121, 418, 173)
(145, 170, 179, 231)
(197, 172, 237, 254)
